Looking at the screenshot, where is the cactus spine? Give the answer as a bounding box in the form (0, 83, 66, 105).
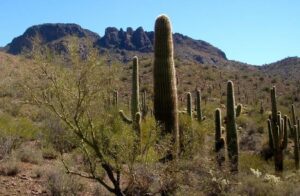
(187, 92, 192, 117)
(226, 81, 239, 172)
(196, 90, 205, 122)
(153, 15, 179, 156)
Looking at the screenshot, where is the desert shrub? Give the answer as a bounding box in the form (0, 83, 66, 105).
(45, 166, 84, 196)
(0, 114, 39, 159)
(16, 146, 43, 165)
(42, 146, 58, 160)
(239, 153, 273, 172)
(0, 156, 20, 176)
(41, 112, 75, 153)
(179, 115, 206, 158)
(32, 167, 43, 178)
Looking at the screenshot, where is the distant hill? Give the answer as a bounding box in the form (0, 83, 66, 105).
(259, 57, 300, 81)
(5, 23, 227, 64)
(2, 23, 299, 82)
(6, 23, 99, 55)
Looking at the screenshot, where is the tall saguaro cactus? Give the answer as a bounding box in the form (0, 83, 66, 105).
(187, 92, 192, 117)
(215, 109, 225, 152)
(267, 86, 288, 172)
(131, 56, 140, 120)
(226, 81, 239, 172)
(153, 15, 179, 156)
(288, 105, 299, 169)
(293, 123, 299, 170)
(196, 90, 205, 122)
(119, 57, 140, 127)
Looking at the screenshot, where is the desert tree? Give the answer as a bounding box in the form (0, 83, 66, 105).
(22, 46, 139, 196)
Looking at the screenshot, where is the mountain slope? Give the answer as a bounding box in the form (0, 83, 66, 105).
(260, 57, 300, 81)
(5, 24, 227, 64)
(6, 23, 100, 55)
(3, 23, 299, 82)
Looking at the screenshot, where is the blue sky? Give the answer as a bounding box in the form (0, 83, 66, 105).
(0, 0, 299, 65)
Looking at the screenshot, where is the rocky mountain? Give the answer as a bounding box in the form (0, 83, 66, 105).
(3, 23, 299, 81)
(5, 23, 227, 64)
(95, 26, 227, 63)
(6, 23, 100, 55)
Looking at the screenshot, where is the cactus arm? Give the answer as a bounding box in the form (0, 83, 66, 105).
(236, 104, 242, 117)
(119, 110, 133, 124)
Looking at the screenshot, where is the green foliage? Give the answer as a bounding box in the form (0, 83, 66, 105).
(0, 114, 39, 158)
(179, 114, 205, 158)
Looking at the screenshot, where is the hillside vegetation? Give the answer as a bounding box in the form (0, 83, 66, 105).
(0, 15, 299, 195)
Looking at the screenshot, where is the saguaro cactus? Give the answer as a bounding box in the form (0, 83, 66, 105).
(187, 92, 192, 117)
(293, 123, 299, 170)
(119, 57, 140, 127)
(267, 86, 288, 171)
(215, 108, 225, 166)
(141, 91, 148, 118)
(289, 105, 299, 169)
(153, 15, 179, 156)
(215, 109, 225, 152)
(196, 90, 205, 122)
(226, 81, 239, 172)
(131, 56, 140, 120)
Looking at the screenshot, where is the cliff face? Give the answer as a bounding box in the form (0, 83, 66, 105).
(96, 27, 227, 64)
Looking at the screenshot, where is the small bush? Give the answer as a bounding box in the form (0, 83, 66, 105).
(45, 167, 84, 196)
(42, 146, 58, 160)
(16, 146, 43, 165)
(0, 157, 20, 176)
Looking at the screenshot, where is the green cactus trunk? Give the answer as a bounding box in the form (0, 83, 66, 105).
(293, 123, 299, 170)
(131, 56, 140, 124)
(118, 57, 140, 128)
(269, 86, 285, 172)
(141, 90, 148, 118)
(153, 15, 179, 156)
(267, 119, 274, 150)
(226, 81, 239, 172)
(196, 90, 204, 122)
(187, 92, 192, 117)
(215, 108, 224, 152)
